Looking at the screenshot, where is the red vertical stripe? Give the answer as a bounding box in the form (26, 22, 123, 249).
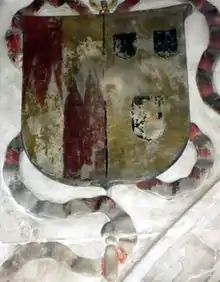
(22, 17, 62, 106)
(63, 73, 106, 177)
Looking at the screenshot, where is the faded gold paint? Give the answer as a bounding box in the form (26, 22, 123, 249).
(22, 4, 191, 184)
(22, 16, 105, 182)
(61, 15, 103, 96)
(22, 76, 64, 178)
(105, 5, 191, 180)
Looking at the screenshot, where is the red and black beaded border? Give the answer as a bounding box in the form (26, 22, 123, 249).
(195, 0, 220, 112)
(0, 2, 217, 279)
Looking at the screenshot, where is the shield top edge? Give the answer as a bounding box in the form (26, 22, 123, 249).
(19, 2, 193, 19)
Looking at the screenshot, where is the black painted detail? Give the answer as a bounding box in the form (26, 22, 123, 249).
(200, 1, 219, 15)
(153, 28, 178, 58)
(203, 92, 220, 111)
(113, 32, 137, 59)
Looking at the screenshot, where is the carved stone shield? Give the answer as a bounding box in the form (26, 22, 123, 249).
(21, 3, 192, 186)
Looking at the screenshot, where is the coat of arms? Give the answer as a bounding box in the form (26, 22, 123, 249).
(19, 4, 191, 186)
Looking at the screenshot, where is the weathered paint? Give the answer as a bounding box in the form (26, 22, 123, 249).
(62, 16, 106, 182)
(21, 17, 64, 178)
(4, 0, 220, 191)
(2, 1, 219, 280)
(20, 5, 191, 184)
(21, 16, 106, 183)
(105, 6, 190, 180)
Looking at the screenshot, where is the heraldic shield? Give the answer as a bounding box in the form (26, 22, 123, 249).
(21, 3, 192, 186)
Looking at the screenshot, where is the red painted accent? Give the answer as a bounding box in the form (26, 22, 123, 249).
(116, 0, 140, 12)
(100, 246, 127, 276)
(83, 196, 112, 212)
(117, 247, 127, 264)
(6, 0, 91, 71)
(67, 0, 92, 14)
(197, 82, 214, 98)
(136, 179, 161, 190)
(198, 149, 211, 157)
(209, 34, 220, 49)
(63, 74, 106, 177)
(6, 32, 21, 54)
(63, 77, 84, 174)
(190, 123, 201, 141)
(189, 167, 205, 179)
(5, 149, 19, 165)
(198, 53, 213, 72)
(193, 0, 205, 10)
(101, 257, 105, 275)
(22, 17, 62, 106)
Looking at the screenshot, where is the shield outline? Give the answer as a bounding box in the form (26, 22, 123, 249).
(20, 3, 193, 186)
